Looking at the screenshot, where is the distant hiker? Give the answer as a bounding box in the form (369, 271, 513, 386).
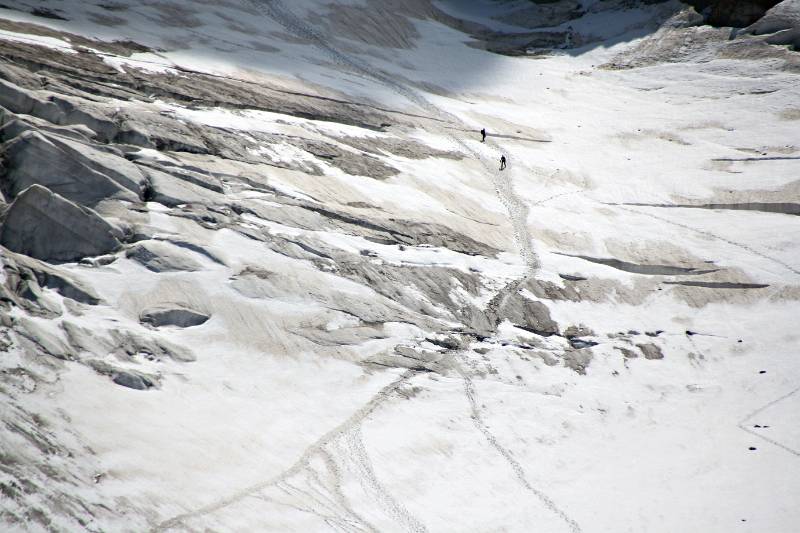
(500, 155, 507, 170)
(565, 25, 575, 48)
(480, 128, 486, 142)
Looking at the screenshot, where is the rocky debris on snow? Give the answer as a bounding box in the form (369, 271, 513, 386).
(112, 371, 154, 390)
(125, 241, 204, 272)
(335, 259, 490, 331)
(425, 335, 466, 351)
(140, 306, 210, 328)
(564, 324, 596, 338)
(238, 197, 500, 257)
(742, 0, 800, 42)
(0, 38, 399, 132)
(685, 0, 782, 28)
(569, 338, 599, 349)
(140, 166, 225, 207)
(0, 390, 120, 531)
(637, 343, 665, 360)
(0, 251, 101, 317)
(0, 267, 62, 319)
(61, 321, 195, 363)
(1, 128, 145, 206)
(603, 2, 800, 71)
(87, 360, 157, 390)
(365, 344, 447, 373)
(0, 3, 796, 530)
(563, 349, 593, 374)
(0, 185, 122, 262)
(500, 294, 560, 337)
(110, 329, 195, 363)
(12, 316, 73, 361)
(614, 346, 639, 359)
(494, 1, 585, 30)
(333, 135, 463, 161)
(0, 113, 97, 144)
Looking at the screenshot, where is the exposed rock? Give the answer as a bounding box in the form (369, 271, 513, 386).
(140, 306, 210, 328)
(112, 372, 154, 390)
(501, 295, 560, 336)
(135, 162, 224, 193)
(108, 329, 195, 362)
(569, 338, 598, 349)
(637, 343, 665, 360)
(125, 241, 203, 272)
(614, 346, 639, 359)
(0, 115, 96, 144)
(425, 335, 465, 350)
(14, 317, 73, 361)
(0, 185, 122, 262)
(1, 129, 144, 205)
(745, 0, 800, 34)
(333, 135, 462, 161)
(141, 166, 225, 207)
(365, 345, 446, 372)
(741, 0, 800, 48)
(87, 360, 156, 390)
(0, 251, 101, 320)
(563, 349, 593, 374)
(564, 324, 596, 339)
(0, 260, 62, 318)
(12, 253, 102, 305)
(61, 321, 115, 357)
(0, 78, 62, 125)
(685, 0, 781, 27)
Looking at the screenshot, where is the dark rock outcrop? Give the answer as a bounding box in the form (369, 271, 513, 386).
(637, 343, 665, 360)
(685, 0, 782, 27)
(140, 306, 210, 328)
(2, 129, 144, 206)
(502, 295, 560, 336)
(0, 185, 122, 262)
(125, 241, 203, 272)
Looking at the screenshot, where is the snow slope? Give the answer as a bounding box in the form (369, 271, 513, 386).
(0, 1, 798, 532)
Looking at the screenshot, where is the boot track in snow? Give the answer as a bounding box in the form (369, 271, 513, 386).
(242, 3, 580, 533)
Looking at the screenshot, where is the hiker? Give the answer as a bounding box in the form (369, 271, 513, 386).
(500, 155, 507, 170)
(480, 128, 486, 142)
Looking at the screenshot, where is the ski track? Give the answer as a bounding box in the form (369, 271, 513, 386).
(276, 477, 367, 532)
(454, 360, 583, 533)
(235, 2, 574, 531)
(318, 448, 380, 533)
(344, 426, 429, 533)
(152, 370, 417, 531)
(738, 385, 800, 458)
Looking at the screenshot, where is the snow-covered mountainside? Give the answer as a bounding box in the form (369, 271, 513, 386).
(0, 0, 798, 531)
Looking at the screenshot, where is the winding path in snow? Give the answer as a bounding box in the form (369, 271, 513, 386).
(243, 3, 582, 533)
(454, 363, 583, 533)
(344, 426, 429, 533)
(247, 0, 539, 278)
(738, 385, 800, 458)
(152, 370, 418, 532)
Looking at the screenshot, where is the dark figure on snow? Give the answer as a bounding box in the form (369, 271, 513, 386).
(480, 128, 486, 142)
(500, 155, 507, 170)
